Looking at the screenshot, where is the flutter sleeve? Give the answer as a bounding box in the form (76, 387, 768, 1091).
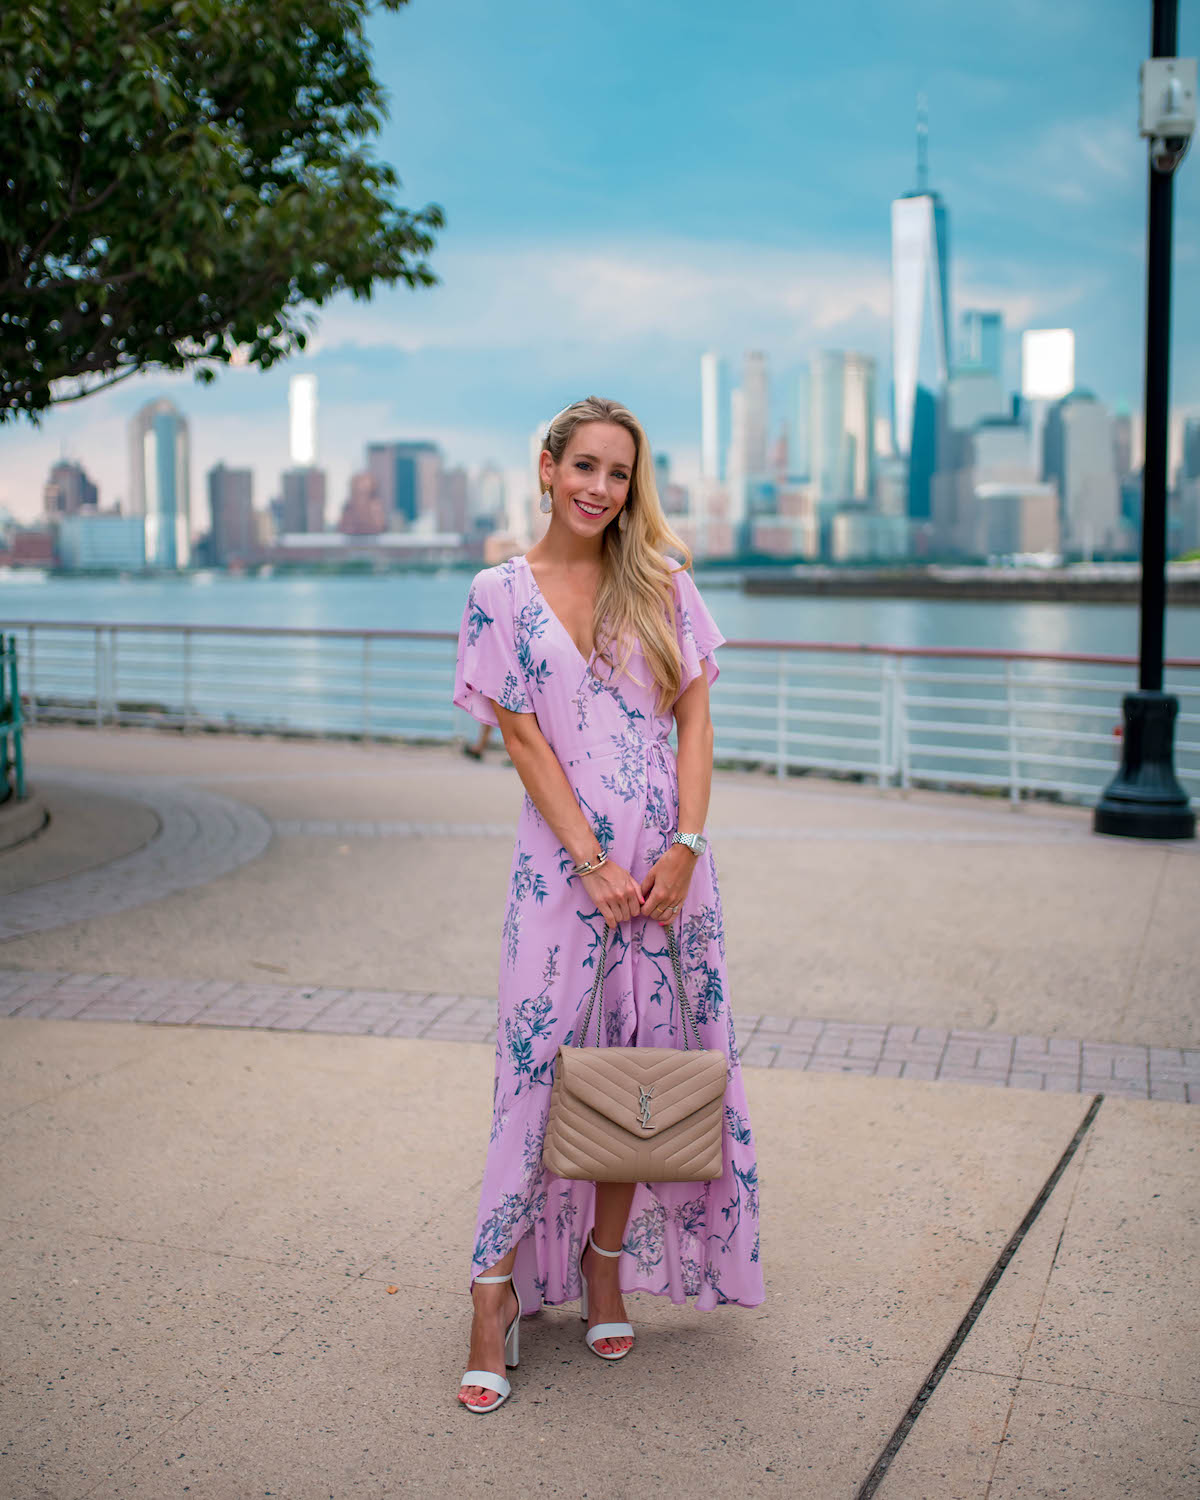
(670, 563, 726, 706)
(453, 569, 533, 728)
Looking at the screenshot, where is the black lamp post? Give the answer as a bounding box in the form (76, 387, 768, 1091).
(1094, 0, 1196, 840)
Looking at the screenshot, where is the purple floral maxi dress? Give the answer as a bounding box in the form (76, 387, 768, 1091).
(452, 555, 764, 1312)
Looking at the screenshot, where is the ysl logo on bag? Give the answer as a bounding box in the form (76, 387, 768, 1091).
(637, 1084, 656, 1130)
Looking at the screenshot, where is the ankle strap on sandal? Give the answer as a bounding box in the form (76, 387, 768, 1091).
(587, 1232, 623, 1259)
(474, 1273, 513, 1284)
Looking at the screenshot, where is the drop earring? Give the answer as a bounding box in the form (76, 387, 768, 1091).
(539, 491, 553, 514)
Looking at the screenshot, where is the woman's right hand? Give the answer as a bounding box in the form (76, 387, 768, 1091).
(580, 859, 644, 930)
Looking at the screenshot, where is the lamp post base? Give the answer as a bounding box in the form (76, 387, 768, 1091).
(1093, 691, 1196, 840)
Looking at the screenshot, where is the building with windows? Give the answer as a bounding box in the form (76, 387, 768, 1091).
(1043, 391, 1122, 558)
(288, 375, 318, 467)
(279, 467, 327, 534)
(43, 460, 99, 517)
(207, 464, 256, 566)
(700, 352, 728, 483)
(366, 441, 443, 528)
(1019, 328, 1076, 483)
(1180, 416, 1200, 553)
(890, 101, 950, 522)
(959, 310, 1004, 381)
(810, 351, 876, 505)
(57, 514, 146, 571)
(339, 473, 387, 535)
(789, 365, 811, 481)
(128, 399, 191, 569)
(933, 417, 1060, 559)
(742, 351, 769, 477)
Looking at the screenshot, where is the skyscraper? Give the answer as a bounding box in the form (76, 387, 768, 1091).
(279, 467, 326, 533)
(366, 441, 443, 527)
(43, 460, 98, 517)
(742, 351, 769, 476)
(727, 386, 747, 540)
(128, 398, 191, 569)
(891, 98, 950, 521)
(207, 464, 255, 565)
(1112, 403, 1134, 479)
(700, 352, 727, 482)
(1043, 390, 1121, 557)
(1179, 417, 1200, 554)
(288, 375, 318, 466)
(790, 365, 811, 480)
(810, 351, 876, 504)
(1020, 328, 1076, 479)
(959, 310, 1004, 381)
(1181, 416, 1200, 481)
(1020, 329, 1075, 403)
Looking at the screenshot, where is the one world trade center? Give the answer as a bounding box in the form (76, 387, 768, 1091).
(891, 98, 950, 523)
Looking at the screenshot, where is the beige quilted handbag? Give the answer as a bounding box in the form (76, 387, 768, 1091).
(542, 922, 726, 1183)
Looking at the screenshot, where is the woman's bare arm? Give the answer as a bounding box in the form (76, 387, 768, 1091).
(672, 670, 715, 835)
(493, 704, 644, 926)
(493, 705, 600, 866)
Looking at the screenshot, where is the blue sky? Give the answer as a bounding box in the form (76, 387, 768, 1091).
(4, 0, 1198, 522)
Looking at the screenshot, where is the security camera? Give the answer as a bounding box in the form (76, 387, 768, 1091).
(1140, 58, 1196, 175)
(1150, 135, 1191, 173)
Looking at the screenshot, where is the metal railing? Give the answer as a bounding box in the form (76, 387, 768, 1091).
(4, 619, 1199, 809)
(1, 633, 26, 803)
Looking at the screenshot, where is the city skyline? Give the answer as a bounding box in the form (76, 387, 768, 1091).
(2, 0, 1198, 523)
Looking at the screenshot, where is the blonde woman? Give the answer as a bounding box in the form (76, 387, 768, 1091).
(452, 396, 763, 1413)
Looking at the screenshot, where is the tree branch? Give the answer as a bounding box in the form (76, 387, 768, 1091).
(39, 360, 146, 406)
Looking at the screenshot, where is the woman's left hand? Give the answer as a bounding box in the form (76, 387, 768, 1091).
(639, 846, 696, 924)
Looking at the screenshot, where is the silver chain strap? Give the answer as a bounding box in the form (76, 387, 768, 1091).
(574, 919, 703, 1051)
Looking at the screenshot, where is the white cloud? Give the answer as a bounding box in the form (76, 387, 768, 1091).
(977, 111, 1142, 208)
(307, 237, 897, 357)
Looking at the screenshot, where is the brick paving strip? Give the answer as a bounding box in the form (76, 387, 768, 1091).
(1, 969, 1195, 1104)
(0, 773, 271, 941)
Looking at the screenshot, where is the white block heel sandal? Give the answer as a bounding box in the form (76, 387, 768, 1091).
(459, 1273, 521, 1413)
(580, 1231, 635, 1361)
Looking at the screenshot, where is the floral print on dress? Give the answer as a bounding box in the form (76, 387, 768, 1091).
(514, 598, 554, 695)
(452, 556, 763, 1313)
(501, 847, 548, 969)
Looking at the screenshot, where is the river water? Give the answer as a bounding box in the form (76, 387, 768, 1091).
(2, 569, 1200, 659)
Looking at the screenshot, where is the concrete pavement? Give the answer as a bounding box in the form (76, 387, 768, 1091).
(1, 726, 1198, 1498)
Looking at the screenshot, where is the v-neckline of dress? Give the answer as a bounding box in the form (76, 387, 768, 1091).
(519, 554, 599, 670)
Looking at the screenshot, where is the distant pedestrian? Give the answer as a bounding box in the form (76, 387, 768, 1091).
(462, 723, 493, 759)
(451, 396, 763, 1414)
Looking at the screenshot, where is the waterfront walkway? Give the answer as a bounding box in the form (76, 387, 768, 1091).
(2, 727, 1198, 1498)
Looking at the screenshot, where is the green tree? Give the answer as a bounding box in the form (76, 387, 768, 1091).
(0, 0, 442, 422)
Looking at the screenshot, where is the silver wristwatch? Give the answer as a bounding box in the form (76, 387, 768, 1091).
(672, 831, 707, 857)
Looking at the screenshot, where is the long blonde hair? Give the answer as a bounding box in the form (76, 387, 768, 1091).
(540, 395, 694, 716)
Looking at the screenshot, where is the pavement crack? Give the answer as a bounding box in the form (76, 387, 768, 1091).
(983, 1121, 1098, 1497)
(854, 1093, 1105, 1500)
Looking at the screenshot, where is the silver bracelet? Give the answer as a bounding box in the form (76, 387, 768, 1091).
(571, 848, 607, 879)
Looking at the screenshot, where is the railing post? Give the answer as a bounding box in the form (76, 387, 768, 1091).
(1006, 660, 1020, 806)
(898, 656, 911, 792)
(94, 628, 104, 729)
(10, 640, 25, 800)
(108, 627, 118, 725)
(362, 635, 371, 740)
(878, 655, 890, 788)
(25, 625, 37, 727)
(775, 650, 786, 778)
(182, 629, 192, 732)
